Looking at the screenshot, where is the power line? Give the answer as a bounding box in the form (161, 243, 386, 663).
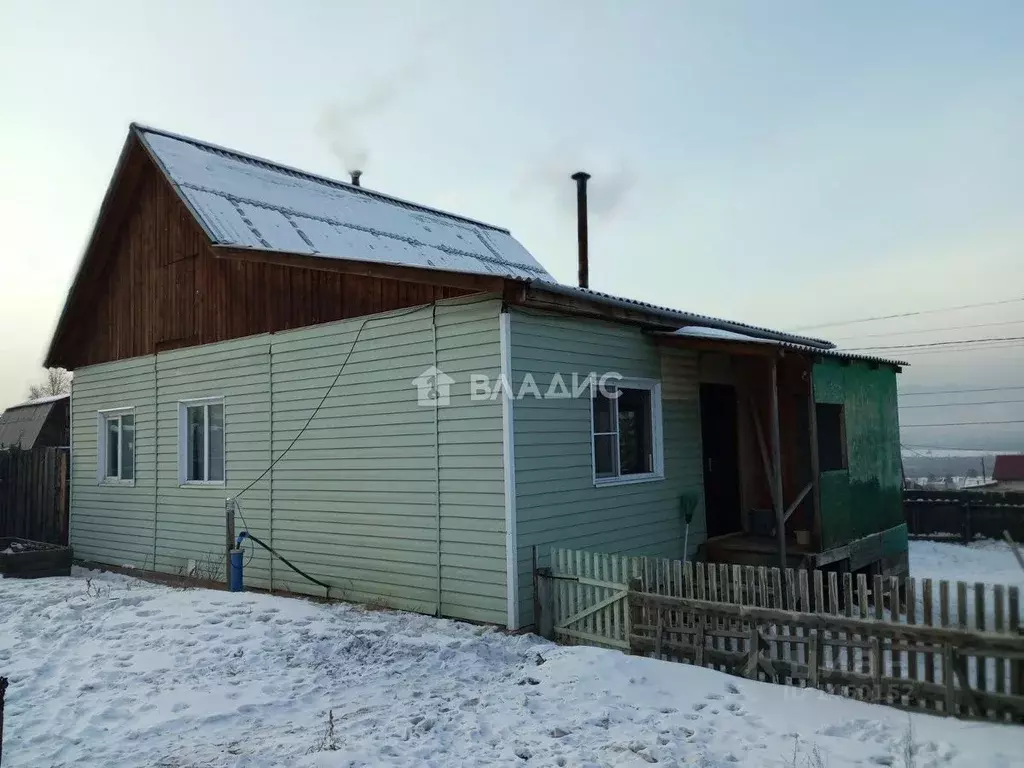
(901, 385, 1024, 397)
(902, 419, 1024, 428)
(900, 398, 1024, 409)
(903, 443, 1023, 452)
(789, 295, 1024, 331)
(845, 335, 1024, 352)
(830, 319, 1024, 342)
(861, 342, 1024, 358)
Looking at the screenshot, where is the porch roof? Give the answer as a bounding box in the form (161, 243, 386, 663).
(655, 326, 906, 370)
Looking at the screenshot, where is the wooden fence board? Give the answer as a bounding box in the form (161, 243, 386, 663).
(546, 546, 1024, 723)
(0, 447, 69, 545)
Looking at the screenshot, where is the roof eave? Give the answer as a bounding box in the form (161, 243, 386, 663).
(212, 245, 524, 294)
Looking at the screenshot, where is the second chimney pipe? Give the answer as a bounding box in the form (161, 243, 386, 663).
(350, 170, 362, 186)
(571, 171, 591, 289)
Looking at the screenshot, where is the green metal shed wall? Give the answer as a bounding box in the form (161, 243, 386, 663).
(70, 296, 508, 624)
(813, 359, 904, 550)
(509, 309, 706, 627)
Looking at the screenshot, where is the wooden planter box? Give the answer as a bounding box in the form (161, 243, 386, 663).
(0, 538, 72, 578)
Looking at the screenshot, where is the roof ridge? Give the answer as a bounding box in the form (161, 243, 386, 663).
(130, 123, 512, 234)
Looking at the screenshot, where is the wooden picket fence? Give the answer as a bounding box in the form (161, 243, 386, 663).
(544, 547, 1024, 723)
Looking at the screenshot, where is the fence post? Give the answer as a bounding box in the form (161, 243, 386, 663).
(654, 607, 664, 658)
(871, 638, 882, 703)
(628, 578, 643, 654)
(224, 498, 235, 586)
(962, 499, 972, 544)
(744, 624, 760, 679)
(808, 631, 820, 689)
(943, 644, 956, 716)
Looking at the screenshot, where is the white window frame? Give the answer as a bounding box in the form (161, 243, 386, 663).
(178, 397, 226, 486)
(96, 407, 136, 486)
(590, 378, 664, 487)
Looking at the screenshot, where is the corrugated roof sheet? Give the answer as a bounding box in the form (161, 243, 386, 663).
(669, 326, 907, 367)
(993, 455, 1024, 481)
(0, 397, 65, 449)
(533, 282, 837, 350)
(136, 126, 552, 281)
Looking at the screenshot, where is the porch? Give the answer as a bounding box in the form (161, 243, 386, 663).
(654, 329, 858, 572)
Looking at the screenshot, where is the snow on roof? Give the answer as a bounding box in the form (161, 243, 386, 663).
(674, 325, 775, 343)
(136, 126, 552, 282)
(0, 394, 68, 448)
(4, 393, 70, 410)
(670, 325, 907, 367)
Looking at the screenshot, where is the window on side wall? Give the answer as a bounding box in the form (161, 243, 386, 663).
(179, 399, 225, 484)
(816, 403, 847, 471)
(592, 379, 663, 485)
(97, 408, 135, 484)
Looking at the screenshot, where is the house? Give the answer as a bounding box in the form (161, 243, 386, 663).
(0, 394, 70, 449)
(46, 124, 908, 630)
(991, 455, 1024, 491)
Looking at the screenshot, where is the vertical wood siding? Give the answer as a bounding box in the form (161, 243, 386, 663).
(509, 309, 707, 627)
(69, 297, 508, 624)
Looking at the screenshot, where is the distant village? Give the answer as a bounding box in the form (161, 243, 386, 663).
(903, 451, 1024, 492)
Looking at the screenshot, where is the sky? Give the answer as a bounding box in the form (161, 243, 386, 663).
(1, 1, 1022, 449)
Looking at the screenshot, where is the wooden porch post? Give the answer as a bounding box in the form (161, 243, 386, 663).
(770, 357, 787, 571)
(807, 367, 822, 551)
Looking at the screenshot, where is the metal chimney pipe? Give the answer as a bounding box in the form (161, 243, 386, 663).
(571, 171, 591, 289)
(350, 170, 362, 186)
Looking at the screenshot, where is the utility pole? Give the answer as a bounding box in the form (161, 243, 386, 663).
(982, 457, 987, 482)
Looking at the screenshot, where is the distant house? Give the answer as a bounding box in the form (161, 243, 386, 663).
(0, 394, 70, 449)
(992, 455, 1024, 491)
(44, 124, 909, 630)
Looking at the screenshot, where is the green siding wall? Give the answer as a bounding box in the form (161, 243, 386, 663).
(814, 360, 904, 550)
(70, 297, 507, 625)
(509, 309, 706, 626)
(70, 356, 157, 567)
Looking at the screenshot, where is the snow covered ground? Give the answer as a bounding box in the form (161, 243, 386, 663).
(2, 567, 1022, 767)
(910, 539, 1023, 593)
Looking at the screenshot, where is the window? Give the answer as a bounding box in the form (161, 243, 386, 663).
(592, 380, 663, 484)
(179, 399, 224, 484)
(816, 403, 847, 472)
(97, 409, 135, 483)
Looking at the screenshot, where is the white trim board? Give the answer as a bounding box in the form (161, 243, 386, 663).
(499, 310, 519, 630)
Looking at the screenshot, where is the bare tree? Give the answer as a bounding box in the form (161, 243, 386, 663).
(28, 368, 72, 399)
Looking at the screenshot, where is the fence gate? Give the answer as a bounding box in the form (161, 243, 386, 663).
(542, 546, 1024, 724)
(549, 548, 645, 650)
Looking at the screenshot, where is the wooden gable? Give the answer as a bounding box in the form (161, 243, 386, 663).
(45, 137, 491, 370)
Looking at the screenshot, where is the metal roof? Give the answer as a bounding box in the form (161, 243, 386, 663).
(136, 125, 552, 282)
(0, 395, 68, 449)
(667, 325, 907, 367)
(531, 282, 837, 350)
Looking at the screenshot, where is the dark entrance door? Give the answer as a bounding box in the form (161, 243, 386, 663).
(699, 383, 742, 538)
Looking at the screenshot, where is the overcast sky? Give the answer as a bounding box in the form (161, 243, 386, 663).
(1, 1, 1022, 448)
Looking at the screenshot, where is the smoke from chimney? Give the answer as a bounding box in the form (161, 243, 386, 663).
(572, 171, 591, 289)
